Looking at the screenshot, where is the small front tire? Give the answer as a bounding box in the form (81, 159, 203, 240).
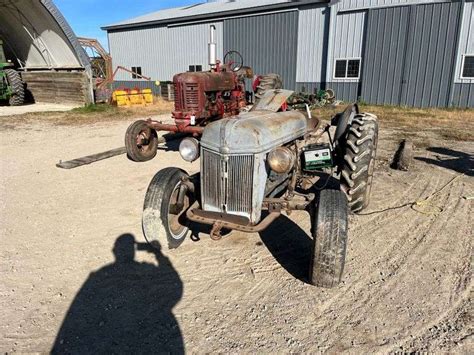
(142, 168, 191, 249)
(125, 120, 158, 162)
(309, 189, 349, 288)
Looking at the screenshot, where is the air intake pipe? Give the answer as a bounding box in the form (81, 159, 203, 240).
(209, 25, 217, 70)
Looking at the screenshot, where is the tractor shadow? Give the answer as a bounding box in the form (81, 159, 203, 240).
(157, 134, 186, 152)
(259, 213, 312, 283)
(259, 172, 340, 283)
(415, 147, 473, 177)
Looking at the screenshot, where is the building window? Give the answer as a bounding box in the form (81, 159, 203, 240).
(189, 65, 203, 72)
(188, 65, 203, 72)
(334, 58, 361, 79)
(131, 66, 142, 79)
(461, 55, 474, 78)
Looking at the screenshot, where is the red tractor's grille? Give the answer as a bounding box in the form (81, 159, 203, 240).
(174, 83, 184, 110)
(184, 83, 199, 111)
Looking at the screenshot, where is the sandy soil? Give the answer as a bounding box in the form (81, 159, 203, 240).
(0, 103, 81, 117)
(0, 110, 472, 353)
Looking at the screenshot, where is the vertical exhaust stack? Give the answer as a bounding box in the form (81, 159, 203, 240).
(209, 25, 217, 70)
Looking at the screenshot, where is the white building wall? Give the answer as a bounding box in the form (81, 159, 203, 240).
(327, 9, 366, 82)
(108, 22, 224, 81)
(295, 6, 327, 83)
(454, 2, 474, 84)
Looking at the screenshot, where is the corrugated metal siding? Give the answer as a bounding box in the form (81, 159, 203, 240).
(296, 6, 328, 83)
(454, 2, 474, 84)
(112, 80, 161, 95)
(361, 6, 410, 105)
(329, 82, 359, 101)
(336, 0, 447, 11)
(295, 82, 324, 93)
(400, 2, 461, 107)
(360, 2, 461, 107)
(452, 83, 474, 108)
(327, 10, 366, 82)
(223, 11, 298, 89)
(108, 22, 224, 81)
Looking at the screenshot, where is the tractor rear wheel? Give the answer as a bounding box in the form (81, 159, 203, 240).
(125, 120, 158, 162)
(309, 189, 349, 288)
(339, 113, 379, 212)
(4, 69, 25, 106)
(254, 73, 283, 103)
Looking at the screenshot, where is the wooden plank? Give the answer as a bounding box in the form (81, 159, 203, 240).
(22, 71, 88, 104)
(56, 147, 127, 169)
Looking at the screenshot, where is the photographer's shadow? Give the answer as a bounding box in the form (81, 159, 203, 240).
(52, 234, 184, 354)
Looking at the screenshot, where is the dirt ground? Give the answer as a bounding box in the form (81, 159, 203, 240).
(0, 103, 81, 117)
(0, 104, 473, 353)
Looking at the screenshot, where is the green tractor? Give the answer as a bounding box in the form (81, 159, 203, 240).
(0, 39, 25, 106)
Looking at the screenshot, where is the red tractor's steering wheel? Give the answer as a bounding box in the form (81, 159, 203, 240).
(223, 50, 243, 72)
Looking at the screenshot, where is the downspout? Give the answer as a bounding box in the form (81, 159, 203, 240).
(448, 0, 465, 107)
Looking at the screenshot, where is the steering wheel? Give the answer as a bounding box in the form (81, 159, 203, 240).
(223, 50, 243, 72)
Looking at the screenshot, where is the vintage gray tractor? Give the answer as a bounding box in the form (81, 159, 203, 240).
(142, 91, 378, 287)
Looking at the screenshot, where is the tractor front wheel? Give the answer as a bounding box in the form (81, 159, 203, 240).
(4, 69, 25, 106)
(125, 120, 158, 162)
(309, 189, 349, 288)
(142, 167, 192, 249)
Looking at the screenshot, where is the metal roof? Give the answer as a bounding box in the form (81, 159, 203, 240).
(0, 0, 89, 69)
(102, 0, 330, 31)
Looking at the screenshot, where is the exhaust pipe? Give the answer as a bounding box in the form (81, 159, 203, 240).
(208, 25, 217, 70)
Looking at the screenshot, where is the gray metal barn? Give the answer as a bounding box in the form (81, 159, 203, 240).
(103, 0, 474, 108)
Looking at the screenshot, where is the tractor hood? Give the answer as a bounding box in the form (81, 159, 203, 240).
(201, 110, 308, 155)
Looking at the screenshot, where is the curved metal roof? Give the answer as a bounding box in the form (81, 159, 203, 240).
(0, 0, 90, 69)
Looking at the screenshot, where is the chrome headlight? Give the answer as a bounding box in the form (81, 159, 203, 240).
(179, 138, 200, 162)
(267, 146, 295, 173)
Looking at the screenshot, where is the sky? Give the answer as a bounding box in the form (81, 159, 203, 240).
(54, 0, 199, 50)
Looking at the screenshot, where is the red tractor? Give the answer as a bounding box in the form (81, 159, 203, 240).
(125, 26, 256, 162)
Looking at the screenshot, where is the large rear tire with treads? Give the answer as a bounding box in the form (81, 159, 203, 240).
(339, 113, 378, 213)
(254, 73, 283, 104)
(5, 69, 25, 106)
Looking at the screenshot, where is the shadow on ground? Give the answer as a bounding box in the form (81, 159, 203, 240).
(259, 214, 312, 283)
(52, 234, 184, 354)
(415, 147, 473, 177)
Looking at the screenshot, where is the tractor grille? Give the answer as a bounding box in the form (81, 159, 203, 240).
(173, 83, 183, 110)
(201, 149, 254, 217)
(184, 83, 199, 111)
